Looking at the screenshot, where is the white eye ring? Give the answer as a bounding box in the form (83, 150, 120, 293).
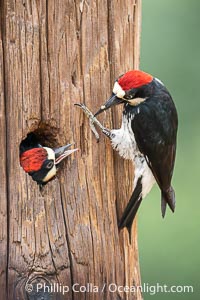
(46, 161, 54, 169)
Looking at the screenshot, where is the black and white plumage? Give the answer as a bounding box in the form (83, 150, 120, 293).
(76, 70, 178, 239)
(20, 133, 78, 185)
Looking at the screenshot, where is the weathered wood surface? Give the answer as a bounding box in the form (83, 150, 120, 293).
(0, 0, 142, 299)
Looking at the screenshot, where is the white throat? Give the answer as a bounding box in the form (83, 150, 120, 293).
(43, 147, 56, 182)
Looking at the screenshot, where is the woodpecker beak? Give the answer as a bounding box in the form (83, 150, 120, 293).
(94, 93, 124, 116)
(54, 144, 78, 165)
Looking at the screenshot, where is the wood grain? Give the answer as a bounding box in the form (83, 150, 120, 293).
(0, 0, 142, 299)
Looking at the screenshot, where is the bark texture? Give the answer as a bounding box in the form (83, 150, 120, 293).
(0, 0, 142, 299)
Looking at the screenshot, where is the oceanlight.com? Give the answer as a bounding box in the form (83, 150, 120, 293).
(25, 282, 194, 296)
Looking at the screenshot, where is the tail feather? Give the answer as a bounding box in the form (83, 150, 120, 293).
(161, 186, 176, 217)
(118, 177, 142, 243)
(161, 197, 167, 217)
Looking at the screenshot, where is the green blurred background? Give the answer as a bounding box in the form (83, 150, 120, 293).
(138, 0, 200, 299)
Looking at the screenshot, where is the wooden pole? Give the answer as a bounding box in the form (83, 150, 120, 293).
(0, 0, 142, 299)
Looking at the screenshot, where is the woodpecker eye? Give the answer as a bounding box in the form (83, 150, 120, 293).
(46, 160, 54, 169)
(123, 89, 136, 100)
(123, 94, 133, 100)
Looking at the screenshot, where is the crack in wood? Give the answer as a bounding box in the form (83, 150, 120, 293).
(0, 2, 9, 299)
(59, 184, 74, 300)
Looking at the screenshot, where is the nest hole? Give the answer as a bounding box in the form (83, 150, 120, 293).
(20, 122, 60, 153)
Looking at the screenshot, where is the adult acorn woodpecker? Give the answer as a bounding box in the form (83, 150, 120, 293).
(20, 133, 78, 185)
(75, 70, 178, 239)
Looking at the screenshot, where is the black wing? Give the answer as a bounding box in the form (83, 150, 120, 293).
(131, 95, 178, 210)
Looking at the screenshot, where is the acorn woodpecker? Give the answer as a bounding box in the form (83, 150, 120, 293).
(75, 70, 178, 239)
(20, 133, 78, 185)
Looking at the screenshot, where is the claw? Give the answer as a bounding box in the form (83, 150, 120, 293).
(75, 103, 102, 141)
(102, 128, 112, 138)
(74, 103, 93, 119)
(74, 103, 111, 140)
(89, 118, 100, 141)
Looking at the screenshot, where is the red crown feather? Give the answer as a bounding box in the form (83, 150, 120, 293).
(118, 70, 153, 90)
(20, 148, 47, 173)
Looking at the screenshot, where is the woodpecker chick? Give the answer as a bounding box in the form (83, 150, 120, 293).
(76, 70, 178, 240)
(20, 133, 78, 185)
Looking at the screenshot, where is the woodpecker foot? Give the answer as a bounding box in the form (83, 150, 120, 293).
(102, 128, 112, 139)
(75, 103, 111, 140)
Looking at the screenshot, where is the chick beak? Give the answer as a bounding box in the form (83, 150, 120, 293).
(94, 93, 123, 116)
(54, 144, 78, 165)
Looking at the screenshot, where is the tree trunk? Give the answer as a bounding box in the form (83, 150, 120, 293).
(0, 0, 142, 299)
